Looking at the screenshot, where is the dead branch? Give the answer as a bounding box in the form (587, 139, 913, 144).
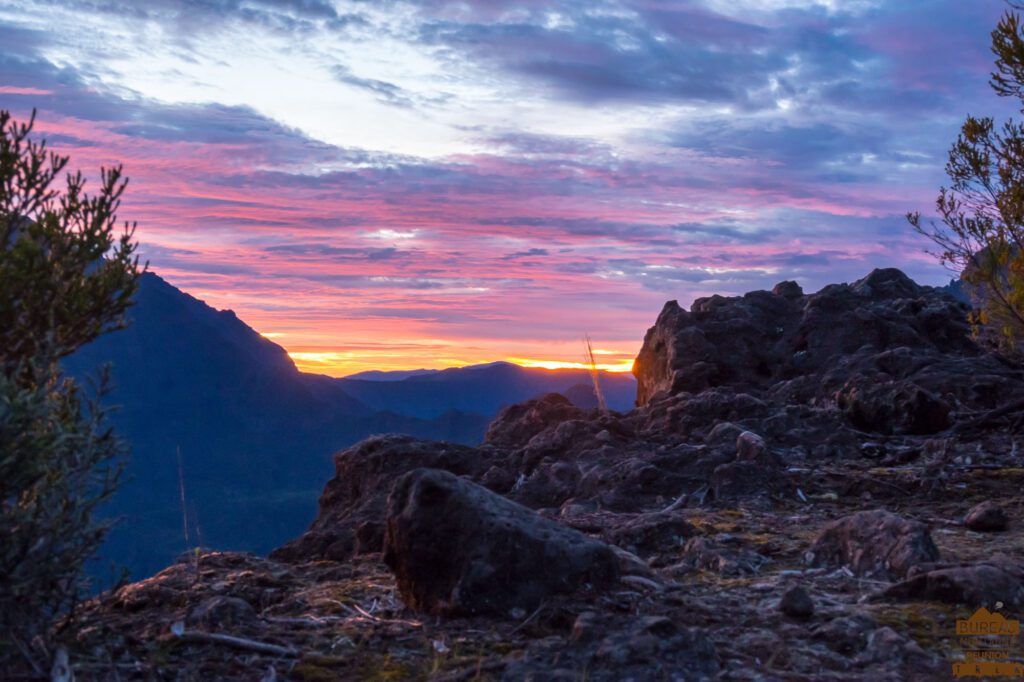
(175, 632, 299, 658)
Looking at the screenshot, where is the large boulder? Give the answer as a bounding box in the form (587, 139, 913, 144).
(271, 436, 492, 562)
(383, 468, 619, 616)
(806, 510, 940, 580)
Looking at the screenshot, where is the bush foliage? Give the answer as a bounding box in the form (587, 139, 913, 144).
(910, 2, 1024, 351)
(0, 109, 140, 671)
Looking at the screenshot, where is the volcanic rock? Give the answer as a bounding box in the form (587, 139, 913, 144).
(778, 585, 815, 619)
(836, 379, 951, 435)
(484, 392, 586, 449)
(382, 468, 619, 616)
(735, 430, 767, 461)
(806, 510, 940, 580)
(592, 617, 719, 675)
(878, 560, 1024, 607)
(812, 614, 877, 656)
(630, 267, 1016, 439)
(964, 500, 1009, 532)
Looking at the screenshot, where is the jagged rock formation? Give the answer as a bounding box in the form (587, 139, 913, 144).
(65, 269, 1024, 681)
(632, 268, 1011, 431)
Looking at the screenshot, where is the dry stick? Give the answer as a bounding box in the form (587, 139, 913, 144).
(509, 602, 546, 635)
(583, 333, 608, 414)
(175, 445, 190, 551)
(262, 615, 343, 627)
(659, 490, 690, 513)
(620, 575, 664, 592)
(176, 632, 299, 658)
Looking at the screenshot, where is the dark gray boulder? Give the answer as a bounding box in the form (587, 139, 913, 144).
(383, 468, 619, 616)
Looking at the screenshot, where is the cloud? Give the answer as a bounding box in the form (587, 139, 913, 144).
(264, 243, 406, 261)
(0, 0, 1011, 373)
(502, 247, 549, 260)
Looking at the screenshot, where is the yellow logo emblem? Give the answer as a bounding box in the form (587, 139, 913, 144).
(953, 607, 1024, 678)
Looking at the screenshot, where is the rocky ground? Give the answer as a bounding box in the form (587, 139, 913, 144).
(28, 269, 1024, 680)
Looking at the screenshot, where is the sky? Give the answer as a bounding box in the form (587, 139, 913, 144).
(0, 0, 1018, 375)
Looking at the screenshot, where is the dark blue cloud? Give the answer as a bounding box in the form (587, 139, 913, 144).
(264, 243, 406, 261)
(502, 247, 549, 260)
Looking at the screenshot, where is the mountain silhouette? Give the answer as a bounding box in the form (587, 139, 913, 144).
(65, 273, 635, 580)
(338, 361, 636, 419)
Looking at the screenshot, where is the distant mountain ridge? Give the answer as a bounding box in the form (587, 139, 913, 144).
(338, 361, 636, 419)
(65, 272, 636, 580)
(344, 368, 440, 381)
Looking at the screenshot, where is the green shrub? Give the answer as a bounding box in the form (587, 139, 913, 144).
(910, 3, 1024, 352)
(0, 109, 141, 672)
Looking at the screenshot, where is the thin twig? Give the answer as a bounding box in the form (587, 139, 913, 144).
(509, 602, 546, 635)
(620, 575, 664, 592)
(175, 632, 299, 658)
(660, 492, 688, 513)
(262, 615, 342, 628)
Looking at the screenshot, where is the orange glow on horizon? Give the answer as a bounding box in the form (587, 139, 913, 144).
(285, 349, 637, 377)
(507, 357, 636, 373)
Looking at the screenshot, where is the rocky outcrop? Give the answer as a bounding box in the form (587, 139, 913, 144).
(383, 468, 619, 616)
(63, 268, 1024, 681)
(632, 269, 1014, 437)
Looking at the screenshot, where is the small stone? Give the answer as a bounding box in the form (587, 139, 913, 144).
(187, 596, 256, 629)
(736, 431, 766, 461)
(778, 586, 814, 619)
(570, 612, 599, 643)
(595, 429, 613, 443)
(964, 500, 1009, 532)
